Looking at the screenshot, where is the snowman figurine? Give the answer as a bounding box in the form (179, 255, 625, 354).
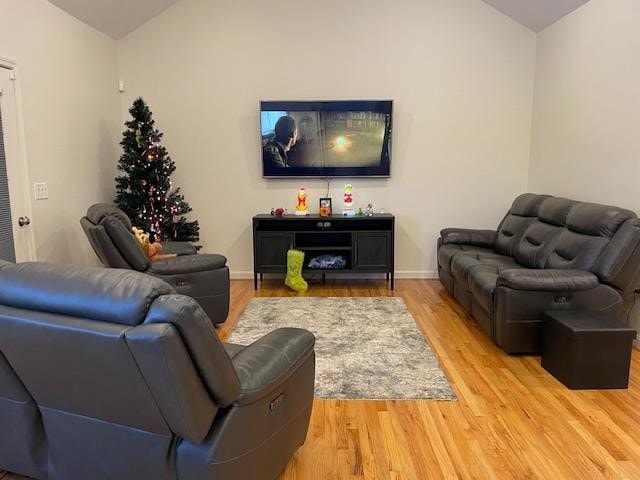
(343, 183, 355, 216)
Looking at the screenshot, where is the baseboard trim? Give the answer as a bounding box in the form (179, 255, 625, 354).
(230, 270, 439, 280)
(231, 271, 255, 280)
(395, 270, 438, 279)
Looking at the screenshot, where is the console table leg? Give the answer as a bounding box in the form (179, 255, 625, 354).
(391, 273, 394, 290)
(254, 273, 258, 290)
(322, 273, 326, 284)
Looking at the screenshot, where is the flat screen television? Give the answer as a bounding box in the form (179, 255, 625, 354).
(261, 100, 392, 178)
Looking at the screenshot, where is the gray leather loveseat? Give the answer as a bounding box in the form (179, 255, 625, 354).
(438, 193, 640, 354)
(0, 260, 315, 480)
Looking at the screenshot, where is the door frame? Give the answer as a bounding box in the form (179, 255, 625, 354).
(0, 55, 36, 261)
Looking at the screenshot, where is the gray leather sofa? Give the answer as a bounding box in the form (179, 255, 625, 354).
(0, 260, 315, 480)
(438, 193, 640, 354)
(81, 203, 230, 324)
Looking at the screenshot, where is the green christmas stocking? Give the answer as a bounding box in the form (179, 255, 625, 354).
(285, 249, 308, 292)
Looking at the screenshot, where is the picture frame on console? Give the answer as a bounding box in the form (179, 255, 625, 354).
(319, 198, 332, 217)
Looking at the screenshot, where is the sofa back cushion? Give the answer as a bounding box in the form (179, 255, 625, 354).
(0, 262, 173, 327)
(491, 194, 640, 292)
(513, 197, 577, 268)
(593, 219, 640, 291)
(546, 203, 636, 273)
(82, 203, 150, 271)
(495, 194, 550, 257)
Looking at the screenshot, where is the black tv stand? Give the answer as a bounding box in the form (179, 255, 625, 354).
(252, 213, 395, 289)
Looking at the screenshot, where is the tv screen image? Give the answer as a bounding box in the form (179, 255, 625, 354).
(261, 100, 392, 178)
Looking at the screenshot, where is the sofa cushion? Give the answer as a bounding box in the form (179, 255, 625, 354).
(567, 203, 635, 237)
(546, 230, 610, 271)
(510, 193, 551, 217)
(512, 197, 578, 268)
(437, 244, 493, 273)
(494, 194, 550, 256)
(102, 215, 150, 271)
(0, 262, 173, 326)
(538, 197, 578, 226)
(513, 221, 563, 269)
(86, 203, 133, 230)
(594, 219, 640, 289)
(468, 267, 500, 313)
(451, 252, 520, 289)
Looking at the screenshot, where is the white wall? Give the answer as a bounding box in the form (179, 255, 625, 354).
(529, 0, 640, 211)
(529, 0, 640, 335)
(117, 0, 537, 277)
(0, 0, 121, 264)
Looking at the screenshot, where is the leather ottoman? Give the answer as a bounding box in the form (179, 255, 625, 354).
(542, 310, 636, 389)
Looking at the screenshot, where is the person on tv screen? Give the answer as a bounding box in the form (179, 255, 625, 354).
(263, 115, 298, 168)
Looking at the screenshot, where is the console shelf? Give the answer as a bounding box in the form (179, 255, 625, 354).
(252, 213, 395, 289)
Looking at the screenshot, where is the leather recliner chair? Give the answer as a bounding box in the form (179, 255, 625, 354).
(81, 203, 230, 324)
(0, 260, 315, 480)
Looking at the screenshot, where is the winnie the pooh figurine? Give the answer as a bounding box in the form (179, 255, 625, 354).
(132, 227, 177, 261)
(295, 187, 309, 216)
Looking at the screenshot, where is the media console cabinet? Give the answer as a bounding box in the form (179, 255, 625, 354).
(252, 213, 395, 289)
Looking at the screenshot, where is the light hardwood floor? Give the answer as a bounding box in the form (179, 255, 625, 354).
(3, 279, 640, 479)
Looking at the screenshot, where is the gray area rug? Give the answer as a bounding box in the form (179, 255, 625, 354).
(229, 297, 456, 400)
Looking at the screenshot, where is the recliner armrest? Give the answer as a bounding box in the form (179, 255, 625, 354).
(497, 269, 599, 292)
(440, 228, 497, 247)
(231, 328, 315, 405)
(148, 253, 227, 275)
(161, 241, 198, 256)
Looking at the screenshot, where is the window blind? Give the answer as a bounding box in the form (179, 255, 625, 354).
(0, 103, 16, 262)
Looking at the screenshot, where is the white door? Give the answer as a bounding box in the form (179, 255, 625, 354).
(0, 65, 34, 262)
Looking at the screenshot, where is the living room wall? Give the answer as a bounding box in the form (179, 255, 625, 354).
(0, 0, 121, 265)
(117, 0, 537, 278)
(529, 0, 640, 333)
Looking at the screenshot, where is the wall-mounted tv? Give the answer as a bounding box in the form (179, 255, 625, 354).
(261, 100, 392, 178)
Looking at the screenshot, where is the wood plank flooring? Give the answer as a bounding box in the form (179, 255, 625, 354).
(3, 278, 640, 479)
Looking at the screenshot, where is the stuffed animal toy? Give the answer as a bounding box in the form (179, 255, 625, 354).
(132, 227, 177, 261)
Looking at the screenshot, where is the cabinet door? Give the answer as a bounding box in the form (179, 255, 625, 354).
(355, 232, 391, 270)
(256, 232, 292, 271)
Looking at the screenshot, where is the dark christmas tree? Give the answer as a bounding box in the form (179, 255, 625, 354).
(115, 98, 199, 243)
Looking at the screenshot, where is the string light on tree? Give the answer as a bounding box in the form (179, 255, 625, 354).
(115, 97, 199, 244)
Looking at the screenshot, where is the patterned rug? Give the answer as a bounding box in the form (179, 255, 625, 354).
(228, 297, 456, 400)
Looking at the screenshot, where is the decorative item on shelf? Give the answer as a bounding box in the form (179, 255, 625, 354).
(319, 197, 332, 217)
(270, 207, 287, 218)
(295, 187, 309, 216)
(356, 207, 364, 216)
(365, 203, 374, 216)
(343, 183, 355, 216)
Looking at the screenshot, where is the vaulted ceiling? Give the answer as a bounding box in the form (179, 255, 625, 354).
(47, 0, 181, 39)
(480, 0, 591, 32)
(47, 0, 591, 39)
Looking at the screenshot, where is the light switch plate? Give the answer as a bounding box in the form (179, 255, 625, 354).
(34, 182, 48, 200)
